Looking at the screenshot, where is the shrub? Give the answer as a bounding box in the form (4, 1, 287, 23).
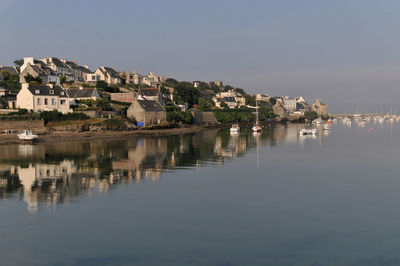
(39, 111, 90, 124)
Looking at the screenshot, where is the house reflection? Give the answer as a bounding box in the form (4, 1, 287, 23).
(0, 124, 330, 211)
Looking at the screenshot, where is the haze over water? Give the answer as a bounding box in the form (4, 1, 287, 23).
(0, 122, 400, 265)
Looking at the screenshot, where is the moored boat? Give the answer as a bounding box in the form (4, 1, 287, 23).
(17, 130, 38, 141)
(230, 124, 240, 133)
(323, 123, 332, 130)
(300, 128, 318, 135)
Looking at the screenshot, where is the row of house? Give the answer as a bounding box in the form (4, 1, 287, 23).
(11, 82, 168, 127)
(17, 57, 165, 87)
(268, 95, 328, 119)
(120, 71, 166, 88)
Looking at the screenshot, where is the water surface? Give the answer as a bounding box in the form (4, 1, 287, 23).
(1, 121, 400, 265)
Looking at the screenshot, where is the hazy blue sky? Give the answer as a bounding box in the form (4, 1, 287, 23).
(1, 0, 400, 112)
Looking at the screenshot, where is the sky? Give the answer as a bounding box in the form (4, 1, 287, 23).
(1, 0, 400, 113)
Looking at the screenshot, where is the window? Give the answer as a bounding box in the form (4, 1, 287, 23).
(49, 90, 54, 95)
(61, 91, 65, 96)
(60, 100, 66, 104)
(44, 98, 48, 105)
(35, 90, 40, 94)
(51, 98, 56, 105)
(37, 98, 41, 105)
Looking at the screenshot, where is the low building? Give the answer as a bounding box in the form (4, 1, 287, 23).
(66, 87, 100, 102)
(16, 83, 70, 113)
(192, 111, 218, 125)
(127, 98, 166, 127)
(312, 99, 328, 117)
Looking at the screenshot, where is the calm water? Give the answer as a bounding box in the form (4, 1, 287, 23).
(1, 121, 400, 265)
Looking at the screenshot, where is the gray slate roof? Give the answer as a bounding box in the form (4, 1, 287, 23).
(222, 97, 236, 103)
(28, 85, 68, 97)
(139, 88, 159, 97)
(67, 88, 96, 98)
(102, 67, 120, 78)
(137, 99, 165, 112)
(50, 57, 68, 68)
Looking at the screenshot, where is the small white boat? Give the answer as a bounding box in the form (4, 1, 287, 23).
(252, 125, 262, 132)
(323, 123, 332, 130)
(17, 130, 38, 141)
(312, 118, 323, 125)
(230, 124, 240, 133)
(300, 128, 318, 135)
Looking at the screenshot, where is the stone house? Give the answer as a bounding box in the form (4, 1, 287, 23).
(16, 83, 70, 113)
(273, 102, 288, 119)
(87, 66, 121, 85)
(127, 98, 166, 127)
(283, 97, 297, 112)
(20, 57, 91, 83)
(20, 62, 60, 84)
(312, 99, 328, 117)
(138, 87, 165, 106)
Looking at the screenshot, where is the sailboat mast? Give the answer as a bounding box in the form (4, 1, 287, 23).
(256, 99, 259, 125)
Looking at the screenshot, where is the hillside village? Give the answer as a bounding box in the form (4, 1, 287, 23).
(0, 56, 328, 130)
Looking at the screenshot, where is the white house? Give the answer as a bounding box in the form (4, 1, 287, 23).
(16, 83, 71, 113)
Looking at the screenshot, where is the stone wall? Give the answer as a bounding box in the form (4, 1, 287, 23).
(0, 120, 45, 132)
(111, 92, 135, 103)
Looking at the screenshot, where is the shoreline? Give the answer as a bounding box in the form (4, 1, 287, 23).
(0, 124, 227, 145)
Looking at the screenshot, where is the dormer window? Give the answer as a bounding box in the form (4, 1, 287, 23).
(49, 90, 54, 95)
(61, 91, 65, 96)
(35, 90, 40, 94)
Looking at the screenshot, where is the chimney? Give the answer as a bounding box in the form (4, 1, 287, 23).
(61, 59, 67, 63)
(47, 83, 54, 88)
(24, 57, 34, 65)
(73, 60, 77, 64)
(22, 83, 29, 90)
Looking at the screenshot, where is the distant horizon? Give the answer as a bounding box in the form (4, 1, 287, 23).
(2, 0, 400, 113)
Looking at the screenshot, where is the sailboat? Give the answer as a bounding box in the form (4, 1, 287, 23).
(252, 99, 262, 132)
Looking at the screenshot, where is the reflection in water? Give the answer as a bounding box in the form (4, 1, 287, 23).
(0, 124, 331, 212)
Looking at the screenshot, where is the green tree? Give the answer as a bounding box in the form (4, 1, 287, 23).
(164, 78, 179, 88)
(24, 74, 42, 84)
(0, 70, 21, 92)
(60, 76, 67, 84)
(304, 111, 318, 120)
(197, 98, 213, 111)
(174, 81, 200, 108)
(14, 59, 24, 67)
